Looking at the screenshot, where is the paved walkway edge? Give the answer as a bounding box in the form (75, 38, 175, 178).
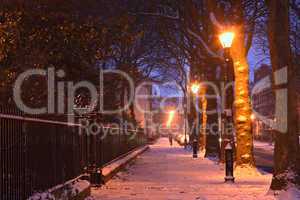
(102, 145, 150, 183)
(28, 176, 91, 200)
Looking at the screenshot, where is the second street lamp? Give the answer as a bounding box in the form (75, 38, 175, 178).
(191, 83, 200, 95)
(191, 82, 200, 158)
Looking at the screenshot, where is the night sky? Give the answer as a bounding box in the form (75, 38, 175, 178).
(248, 44, 270, 82)
(160, 43, 271, 97)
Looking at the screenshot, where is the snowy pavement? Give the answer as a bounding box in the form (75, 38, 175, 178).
(253, 140, 274, 173)
(89, 138, 275, 200)
(254, 140, 274, 152)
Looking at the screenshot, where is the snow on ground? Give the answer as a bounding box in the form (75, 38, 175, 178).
(28, 192, 55, 200)
(28, 179, 90, 200)
(89, 138, 275, 200)
(254, 140, 274, 152)
(275, 187, 300, 200)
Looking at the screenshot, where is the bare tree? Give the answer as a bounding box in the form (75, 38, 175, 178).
(266, 0, 300, 191)
(206, 0, 266, 168)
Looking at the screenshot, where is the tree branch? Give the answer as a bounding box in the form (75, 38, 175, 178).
(245, 0, 258, 54)
(128, 12, 180, 21)
(187, 28, 223, 59)
(290, 0, 300, 18)
(209, 12, 223, 30)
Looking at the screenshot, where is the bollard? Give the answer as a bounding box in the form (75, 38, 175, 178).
(224, 143, 235, 182)
(192, 139, 198, 158)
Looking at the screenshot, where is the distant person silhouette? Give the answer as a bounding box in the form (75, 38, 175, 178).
(168, 133, 173, 146)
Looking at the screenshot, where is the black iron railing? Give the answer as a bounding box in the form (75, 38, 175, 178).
(0, 106, 147, 200)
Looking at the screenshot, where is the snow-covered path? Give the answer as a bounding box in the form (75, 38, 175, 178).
(90, 138, 275, 200)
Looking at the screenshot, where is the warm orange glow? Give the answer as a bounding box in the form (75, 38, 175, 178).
(167, 110, 175, 128)
(250, 113, 255, 121)
(191, 83, 200, 94)
(219, 32, 235, 48)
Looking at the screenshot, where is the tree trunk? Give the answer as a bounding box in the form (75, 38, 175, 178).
(205, 82, 220, 158)
(230, 1, 255, 167)
(206, 0, 255, 167)
(231, 45, 254, 167)
(266, 0, 300, 191)
(199, 86, 207, 151)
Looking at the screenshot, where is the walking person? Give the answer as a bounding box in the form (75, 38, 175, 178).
(168, 133, 173, 146)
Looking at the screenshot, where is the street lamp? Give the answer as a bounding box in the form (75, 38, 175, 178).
(191, 83, 200, 95)
(191, 82, 200, 158)
(219, 30, 235, 81)
(219, 32, 235, 62)
(219, 31, 235, 182)
(219, 32, 235, 48)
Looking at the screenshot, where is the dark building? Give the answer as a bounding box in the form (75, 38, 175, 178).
(252, 64, 275, 141)
(252, 64, 300, 140)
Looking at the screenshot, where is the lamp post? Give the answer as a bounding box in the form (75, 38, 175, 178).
(191, 82, 200, 158)
(219, 31, 235, 182)
(225, 143, 235, 182)
(183, 103, 188, 149)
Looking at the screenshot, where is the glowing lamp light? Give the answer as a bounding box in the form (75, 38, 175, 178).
(191, 83, 200, 95)
(167, 110, 175, 128)
(250, 114, 256, 121)
(219, 32, 235, 48)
